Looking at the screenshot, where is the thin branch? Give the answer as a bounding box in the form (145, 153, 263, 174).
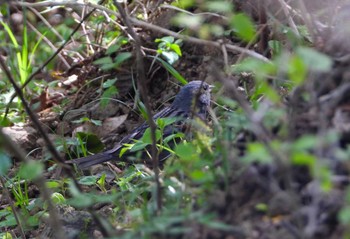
(297, 0, 318, 42)
(130, 18, 270, 62)
(13, 0, 121, 19)
(1, 49, 117, 237)
(14, 0, 269, 63)
(0, 128, 66, 239)
(0, 52, 67, 167)
(213, 67, 292, 190)
(0, 177, 26, 239)
(4, 1, 97, 119)
(114, 0, 162, 213)
(277, 0, 300, 37)
(27, 21, 70, 69)
(28, 6, 64, 41)
(160, 4, 228, 20)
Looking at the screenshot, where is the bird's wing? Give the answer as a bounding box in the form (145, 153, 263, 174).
(68, 151, 115, 169)
(120, 106, 178, 143)
(105, 106, 182, 154)
(68, 106, 185, 169)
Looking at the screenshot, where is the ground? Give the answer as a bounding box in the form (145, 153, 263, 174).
(1, 1, 350, 239)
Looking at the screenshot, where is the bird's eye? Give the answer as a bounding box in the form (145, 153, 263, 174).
(203, 84, 208, 90)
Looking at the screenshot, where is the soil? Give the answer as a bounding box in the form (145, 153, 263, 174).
(3, 1, 350, 238)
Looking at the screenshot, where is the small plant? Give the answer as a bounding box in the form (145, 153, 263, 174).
(0, 14, 44, 125)
(155, 36, 183, 65)
(120, 117, 184, 161)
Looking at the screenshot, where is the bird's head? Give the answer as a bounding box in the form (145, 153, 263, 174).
(172, 81, 213, 118)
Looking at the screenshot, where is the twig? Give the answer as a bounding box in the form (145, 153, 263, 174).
(0, 177, 26, 239)
(13, 0, 121, 19)
(114, 1, 162, 212)
(4, 1, 97, 119)
(27, 21, 70, 69)
(219, 40, 229, 70)
(0, 48, 115, 238)
(213, 67, 292, 190)
(0, 52, 67, 167)
(130, 18, 270, 62)
(0, 128, 66, 239)
(14, 0, 269, 63)
(160, 4, 228, 20)
(297, 0, 317, 42)
(28, 6, 64, 41)
(81, 5, 95, 54)
(277, 0, 300, 37)
(0, 51, 116, 238)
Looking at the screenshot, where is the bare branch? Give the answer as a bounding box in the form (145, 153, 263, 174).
(114, 0, 162, 212)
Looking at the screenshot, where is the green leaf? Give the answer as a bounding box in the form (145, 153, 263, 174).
(141, 128, 162, 144)
(138, 101, 148, 120)
(0, 116, 12, 127)
(0, 152, 12, 176)
(0, 214, 16, 227)
(288, 55, 307, 85)
(119, 144, 133, 157)
(169, 43, 182, 56)
(190, 169, 206, 181)
(76, 132, 105, 153)
(72, 117, 91, 124)
(163, 132, 184, 143)
(157, 117, 177, 130)
(317, 166, 332, 192)
(268, 40, 282, 56)
(244, 142, 272, 163)
(254, 81, 280, 102)
(339, 206, 350, 224)
(93, 56, 113, 65)
(46, 180, 60, 189)
(101, 86, 118, 107)
(155, 36, 174, 44)
(296, 47, 332, 72)
(293, 135, 317, 150)
(175, 143, 196, 161)
(97, 173, 106, 188)
(90, 119, 102, 126)
(18, 160, 44, 180)
(233, 57, 275, 77)
(129, 141, 149, 152)
(255, 203, 268, 212)
(202, 220, 237, 231)
(149, 56, 187, 85)
(114, 52, 132, 66)
(79, 176, 98, 185)
(102, 78, 117, 88)
(171, 0, 195, 9)
(106, 44, 121, 55)
(172, 14, 203, 29)
(291, 152, 316, 166)
(231, 13, 256, 42)
(2, 232, 13, 239)
(161, 51, 179, 65)
(51, 192, 66, 204)
(206, 1, 233, 13)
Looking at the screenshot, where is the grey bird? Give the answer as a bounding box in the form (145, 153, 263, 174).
(68, 81, 213, 169)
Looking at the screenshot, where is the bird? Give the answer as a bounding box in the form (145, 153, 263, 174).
(68, 81, 213, 169)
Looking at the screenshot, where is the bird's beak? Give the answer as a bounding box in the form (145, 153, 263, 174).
(209, 84, 215, 92)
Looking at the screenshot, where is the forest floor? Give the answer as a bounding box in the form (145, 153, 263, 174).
(2, 1, 350, 239)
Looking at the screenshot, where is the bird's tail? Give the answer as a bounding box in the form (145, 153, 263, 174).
(67, 153, 115, 169)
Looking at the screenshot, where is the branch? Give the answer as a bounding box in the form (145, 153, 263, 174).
(0, 128, 66, 239)
(0, 177, 26, 239)
(114, 1, 162, 212)
(4, 1, 98, 119)
(13, 0, 269, 62)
